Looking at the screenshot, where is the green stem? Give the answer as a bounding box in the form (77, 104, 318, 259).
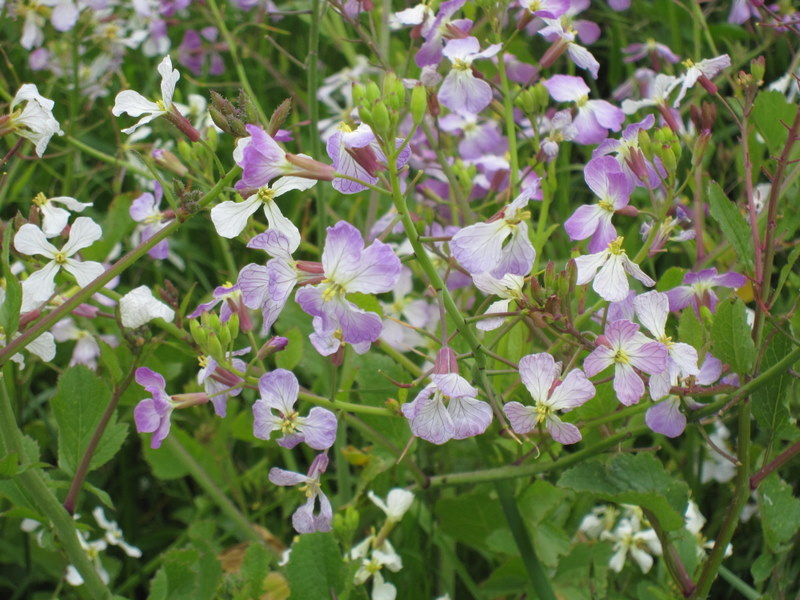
(495, 478, 557, 600)
(0, 378, 112, 598)
(496, 48, 519, 193)
(207, 0, 269, 125)
(0, 165, 241, 366)
(65, 136, 152, 179)
(422, 425, 648, 488)
(163, 436, 273, 549)
(299, 390, 396, 417)
(717, 566, 760, 600)
(309, 0, 327, 244)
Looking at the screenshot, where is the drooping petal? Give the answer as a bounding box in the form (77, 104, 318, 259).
(546, 416, 582, 444)
(613, 362, 645, 405)
(447, 396, 492, 439)
(112, 90, 162, 118)
(210, 195, 261, 239)
(21, 261, 60, 310)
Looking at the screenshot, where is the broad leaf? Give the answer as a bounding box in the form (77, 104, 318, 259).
(707, 181, 754, 273)
(285, 532, 344, 599)
(711, 297, 755, 375)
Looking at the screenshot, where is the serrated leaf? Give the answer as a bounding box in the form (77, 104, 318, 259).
(752, 326, 793, 437)
(148, 546, 221, 600)
(711, 297, 755, 375)
(758, 475, 800, 552)
(241, 543, 271, 596)
(285, 532, 344, 599)
(752, 90, 799, 153)
(707, 181, 754, 273)
(51, 366, 128, 474)
(558, 453, 688, 531)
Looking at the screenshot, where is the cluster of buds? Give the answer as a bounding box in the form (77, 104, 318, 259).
(208, 89, 260, 137)
(353, 73, 408, 140)
(533, 259, 578, 319)
(516, 82, 550, 117)
(637, 126, 681, 177)
(189, 311, 241, 364)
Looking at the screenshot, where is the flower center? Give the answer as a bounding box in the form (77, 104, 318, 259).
(32, 192, 47, 208)
(280, 412, 299, 435)
(535, 402, 552, 424)
(257, 187, 276, 204)
(598, 198, 615, 213)
(321, 279, 346, 302)
(608, 237, 625, 255)
(612, 348, 630, 364)
(299, 480, 319, 499)
(453, 59, 471, 72)
(54, 251, 67, 265)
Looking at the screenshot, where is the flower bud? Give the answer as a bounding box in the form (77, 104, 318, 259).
(352, 83, 365, 106)
(750, 56, 765, 85)
(365, 82, 381, 104)
(434, 346, 458, 374)
(153, 149, 188, 177)
(206, 332, 225, 363)
(267, 98, 292, 137)
(189, 319, 208, 347)
(371, 101, 391, 137)
(256, 336, 289, 360)
(410, 84, 427, 123)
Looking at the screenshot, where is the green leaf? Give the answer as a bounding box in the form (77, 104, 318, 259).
(711, 297, 755, 375)
(774, 245, 800, 302)
(435, 491, 506, 549)
(241, 543, 270, 597)
(558, 453, 688, 531)
(752, 326, 793, 436)
(148, 546, 222, 600)
(758, 475, 800, 552)
(285, 532, 344, 599)
(707, 181, 754, 273)
(752, 90, 799, 153)
(656, 266, 686, 292)
(678, 307, 705, 355)
(275, 327, 304, 371)
(51, 366, 128, 474)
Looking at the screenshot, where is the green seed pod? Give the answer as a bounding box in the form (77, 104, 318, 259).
(410, 84, 427, 123)
(189, 319, 207, 347)
(372, 101, 391, 137)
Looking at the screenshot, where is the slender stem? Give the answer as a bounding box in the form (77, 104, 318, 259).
(496, 48, 519, 194)
(65, 135, 152, 179)
(717, 566, 760, 600)
(0, 378, 112, 598)
(644, 508, 695, 597)
(163, 436, 274, 549)
(750, 439, 800, 490)
(741, 108, 763, 286)
(0, 165, 241, 366)
(690, 398, 751, 599)
(63, 363, 138, 514)
(309, 0, 327, 244)
(299, 390, 396, 416)
(421, 425, 648, 488)
(207, 0, 269, 125)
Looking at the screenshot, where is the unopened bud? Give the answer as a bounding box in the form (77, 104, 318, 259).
(544, 260, 557, 292)
(206, 332, 224, 362)
(267, 98, 292, 137)
(189, 319, 208, 347)
(352, 83, 365, 106)
(434, 346, 458, 374)
(256, 336, 289, 360)
(365, 82, 381, 104)
(410, 84, 427, 123)
(371, 102, 391, 137)
(615, 205, 639, 217)
(153, 149, 188, 177)
(750, 56, 765, 85)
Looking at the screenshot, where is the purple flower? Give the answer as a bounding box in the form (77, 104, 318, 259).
(503, 353, 595, 444)
(295, 222, 401, 355)
(594, 114, 664, 188)
(584, 319, 668, 406)
(196, 351, 247, 417)
(665, 268, 746, 315)
(269, 454, 332, 534)
(402, 373, 492, 445)
(188, 282, 250, 328)
(565, 156, 633, 252)
(130, 182, 171, 260)
(326, 123, 411, 194)
(538, 18, 599, 79)
(543, 75, 624, 145)
(574, 237, 655, 303)
(645, 396, 685, 438)
(438, 114, 507, 160)
(414, 0, 472, 68)
(133, 368, 175, 449)
(238, 230, 307, 334)
(178, 27, 224, 76)
(438, 37, 501, 116)
(235, 124, 334, 190)
(634, 291, 699, 400)
(519, 0, 569, 19)
(252, 369, 337, 450)
(623, 40, 680, 65)
(449, 184, 538, 278)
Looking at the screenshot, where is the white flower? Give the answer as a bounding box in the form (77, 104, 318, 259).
(0, 326, 56, 367)
(93, 508, 142, 558)
(601, 517, 662, 573)
(574, 236, 655, 302)
(351, 537, 403, 600)
(112, 55, 179, 134)
(31, 193, 92, 238)
(367, 488, 414, 522)
(14, 217, 104, 312)
(65, 530, 110, 586)
(6, 84, 64, 157)
(210, 176, 314, 244)
(119, 285, 175, 328)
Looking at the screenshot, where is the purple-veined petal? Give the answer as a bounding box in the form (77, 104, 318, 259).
(645, 397, 686, 438)
(634, 291, 668, 339)
(584, 345, 614, 377)
(238, 263, 270, 309)
(258, 368, 299, 414)
(447, 396, 492, 439)
(503, 401, 537, 434)
(565, 204, 603, 241)
(546, 416, 582, 444)
(450, 220, 507, 274)
(268, 467, 307, 487)
(593, 254, 629, 302)
(548, 369, 595, 411)
(613, 362, 645, 405)
(519, 352, 558, 404)
(300, 407, 338, 450)
(627, 341, 669, 375)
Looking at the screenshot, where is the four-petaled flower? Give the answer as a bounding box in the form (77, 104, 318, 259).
(269, 453, 332, 534)
(14, 217, 105, 312)
(503, 352, 596, 444)
(584, 319, 668, 406)
(574, 237, 655, 303)
(295, 221, 401, 356)
(112, 55, 180, 135)
(438, 37, 501, 116)
(252, 368, 337, 450)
